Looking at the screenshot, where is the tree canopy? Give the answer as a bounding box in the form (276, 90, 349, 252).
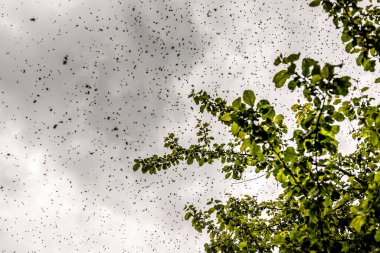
(134, 0, 380, 252)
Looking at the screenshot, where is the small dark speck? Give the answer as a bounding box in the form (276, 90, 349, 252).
(53, 124, 58, 129)
(30, 17, 36, 22)
(63, 55, 68, 65)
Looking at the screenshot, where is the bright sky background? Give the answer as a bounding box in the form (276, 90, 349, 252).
(0, 0, 379, 252)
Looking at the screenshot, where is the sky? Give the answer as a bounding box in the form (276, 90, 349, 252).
(0, 0, 378, 252)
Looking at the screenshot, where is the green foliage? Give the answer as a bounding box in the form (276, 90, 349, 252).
(242, 90, 256, 107)
(311, 0, 380, 75)
(134, 1, 380, 252)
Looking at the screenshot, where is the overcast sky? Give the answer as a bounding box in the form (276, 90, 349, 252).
(0, 0, 378, 252)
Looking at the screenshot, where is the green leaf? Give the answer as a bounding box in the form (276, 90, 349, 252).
(237, 241, 247, 250)
(283, 147, 297, 163)
(375, 229, 380, 242)
(302, 58, 318, 77)
(369, 131, 379, 146)
(287, 62, 296, 74)
(345, 42, 353, 53)
(332, 111, 345, 122)
(238, 130, 247, 139)
(309, 186, 320, 198)
(243, 90, 256, 107)
(301, 113, 314, 130)
(350, 215, 365, 233)
(283, 53, 300, 63)
(221, 113, 232, 122)
(273, 70, 291, 88)
(321, 64, 333, 79)
(375, 77, 380, 83)
(331, 125, 340, 134)
(187, 157, 194, 165)
(133, 163, 140, 171)
(334, 76, 351, 96)
(262, 107, 276, 120)
(232, 97, 242, 109)
(360, 87, 369, 92)
(363, 59, 376, 72)
(231, 122, 240, 135)
(311, 74, 323, 84)
(274, 114, 284, 125)
(276, 170, 287, 183)
(309, 0, 320, 7)
(274, 56, 282, 66)
(250, 142, 261, 157)
(288, 80, 297, 91)
(257, 99, 271, 110)
(240, 138, 251, 152)
(341, 32, 352, 43)
(374, 171, 380, 183)
(273, 233, 286, 244)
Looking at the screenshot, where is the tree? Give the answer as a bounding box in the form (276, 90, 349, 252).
(133, 0, 380, 252)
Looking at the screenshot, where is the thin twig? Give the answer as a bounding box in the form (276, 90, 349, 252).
(232, 174, 266, 184)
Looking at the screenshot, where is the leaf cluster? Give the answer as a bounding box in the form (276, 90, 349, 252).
(133, 1, 380, 252)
